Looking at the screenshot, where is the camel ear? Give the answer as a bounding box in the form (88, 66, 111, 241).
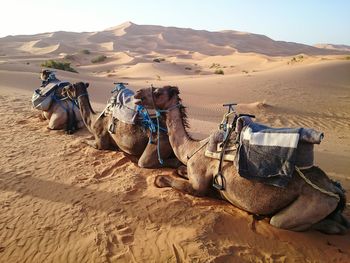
(85, 83, 89, 88)
(168, 86, 179, 98)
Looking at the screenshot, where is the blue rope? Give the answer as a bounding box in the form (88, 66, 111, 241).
(136, 105, 167, 165)
(155, 110, 164, 165)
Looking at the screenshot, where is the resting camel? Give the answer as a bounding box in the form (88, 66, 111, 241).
(38, 70, 84, 132)
(134, 86, 350, 234)
(63, 82, 180, 168)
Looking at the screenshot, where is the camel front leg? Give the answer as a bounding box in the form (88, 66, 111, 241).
(137, 143, 161, 168)
(154, 173, 211, 197)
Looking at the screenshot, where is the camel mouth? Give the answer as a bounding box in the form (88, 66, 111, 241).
(133, 98, 142, 105)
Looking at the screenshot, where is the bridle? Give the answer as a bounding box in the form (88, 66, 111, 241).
(149, 85, 182, 114)
(63, 85, 88, 101)
(147, 85, 182, 165)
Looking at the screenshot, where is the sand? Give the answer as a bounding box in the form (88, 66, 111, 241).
(0, 23, 350, 262)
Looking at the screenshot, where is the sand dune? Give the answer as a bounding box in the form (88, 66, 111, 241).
(1, 22, 349, 57)
(0, 22, 350, 262)
(315, 43, 350, 52)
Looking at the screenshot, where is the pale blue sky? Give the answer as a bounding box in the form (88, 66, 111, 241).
(1, 0, 349, 45)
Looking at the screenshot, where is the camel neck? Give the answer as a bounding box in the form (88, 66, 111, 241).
(165, 107, 201, 165)
(77, 92, 95, 131)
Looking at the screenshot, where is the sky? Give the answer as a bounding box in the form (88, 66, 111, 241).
(1, 0, 349, 45)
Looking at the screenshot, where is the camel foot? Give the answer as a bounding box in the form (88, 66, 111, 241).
(66, 129, 75, 135)
(312, 219, 348, 235)
(82, 139, 99, 149)
(154, 175, 172, 188)
(176, 165, 188, 179)
(329, 211, 350, 229)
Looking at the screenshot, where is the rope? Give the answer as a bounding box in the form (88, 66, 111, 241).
(295, 166, 340, 201)
(77, 93, 89, 100)
(136, 105, 168, 165)
(155, 111, 163, 165)
(156, 103, 182, 113)
(186, 138, 209, 160)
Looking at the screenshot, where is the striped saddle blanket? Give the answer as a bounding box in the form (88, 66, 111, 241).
(205, 116, 324, 187)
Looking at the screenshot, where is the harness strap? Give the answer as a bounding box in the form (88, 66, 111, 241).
(77, 93, 89, 100)
(295, 166, 340, 201)
(213, 120, 237, 190)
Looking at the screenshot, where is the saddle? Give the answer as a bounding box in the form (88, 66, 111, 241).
(99, 83, 139, 133)
(207, 104, 323, 189)
(205, 130, 237, 161)
(32, 80, 70, 111)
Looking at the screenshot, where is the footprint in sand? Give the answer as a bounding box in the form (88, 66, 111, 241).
(93, 157, 130, 179)
(115, 225, 134, 245)
(15, 119, 29, 125)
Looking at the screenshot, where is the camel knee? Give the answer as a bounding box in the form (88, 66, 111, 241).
(270, 195, 339, 231)
(270, 216, 311, 231)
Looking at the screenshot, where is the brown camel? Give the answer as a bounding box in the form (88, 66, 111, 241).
(134, 86, 350, 234)
(37, 70, 84, 132)
(64, 82, 180, 168)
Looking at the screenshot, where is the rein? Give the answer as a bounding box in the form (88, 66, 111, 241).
(77, 93, 89, 100)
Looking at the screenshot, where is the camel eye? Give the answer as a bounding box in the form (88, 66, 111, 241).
(154, 90, 162, 97)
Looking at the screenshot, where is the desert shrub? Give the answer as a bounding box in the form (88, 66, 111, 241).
(80, 49, 91, 55)
(242, 70, 249, 74)
(153, 58, 165, 63)
(210, 63, 220, 69)
(185, 67, 192, 70)
(345, 56, 350, 60)
(64, 54, 75, 60)
(290, 55, 304, 63)
(41, 60, 77, 73)
(214, 69, 224, 75)
(91, 55, 107, 63)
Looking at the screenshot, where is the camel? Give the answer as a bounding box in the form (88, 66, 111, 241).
(134, 85, 350, 234)
(36, 70, 84, 132)
(63, 82, 180, 168)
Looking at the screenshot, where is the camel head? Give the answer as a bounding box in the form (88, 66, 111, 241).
(135, 86, 180, 110)
(40, 69, 55, 81)
(63, 82, 90, 99)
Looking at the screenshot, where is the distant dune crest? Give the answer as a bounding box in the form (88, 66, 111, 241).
(314, 43, 350, 52)
(0, 21, 348, 57)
